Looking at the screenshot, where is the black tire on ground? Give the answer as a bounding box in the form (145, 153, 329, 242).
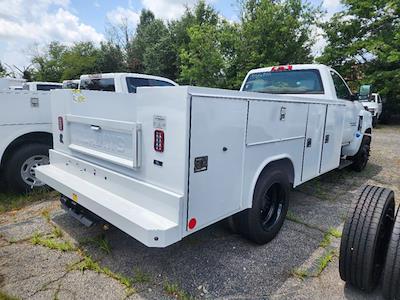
(372, 116, 378, 128)
(339, 185, 395, 292)
(4, 143, 50, 193)
(382, 206, 400, 300)
(351, 136, 371, 172)
(238, 167, 290, 244)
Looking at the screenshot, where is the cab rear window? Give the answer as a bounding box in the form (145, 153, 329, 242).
(126, 77, 174, 93)
(36, 84, 62, 91)
(80, 78, 115, 92)
(243, 69, 324, 94)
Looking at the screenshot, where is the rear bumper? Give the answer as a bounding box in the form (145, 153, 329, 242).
(36, 151, 183, 248)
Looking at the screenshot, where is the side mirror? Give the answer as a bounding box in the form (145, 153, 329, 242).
(350, 93, 359, 101)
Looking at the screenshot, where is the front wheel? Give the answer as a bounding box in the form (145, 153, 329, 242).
(4, 143, 50, 193)
(239, 167, 290, 244)
(351, 136, 371, 172)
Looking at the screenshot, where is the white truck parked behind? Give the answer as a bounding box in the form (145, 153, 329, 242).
(36, 64, 372, 247)
(360, 93, 383, 127)
(0, 74, 177, 192)
(79, 73, 178, 93)
(23, 82, 63, 91)
(0, 78, 26, 90)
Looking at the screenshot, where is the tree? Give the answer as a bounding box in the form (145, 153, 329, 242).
(318, 0, 400, 113)
(31, 42, 67, 82)
(60, 42, 101, 80)
(97, 41, 126, 73)
(0, 61, 7, 77)
(234, 0, 321, 87)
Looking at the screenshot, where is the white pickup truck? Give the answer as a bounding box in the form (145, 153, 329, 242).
(36, 64, 372, 247)
(0, 74, 177, 192)
(360, 93, 383, 127)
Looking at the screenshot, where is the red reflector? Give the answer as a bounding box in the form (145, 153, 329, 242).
(188, 218, 197, 230)
(58, 116, 64, 131)
(271, 65, 293, 72)
(154, 130, 164, 152)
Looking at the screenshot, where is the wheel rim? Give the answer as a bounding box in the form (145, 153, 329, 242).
(260, 183, 285, 231)
(20, 155, 49, 188)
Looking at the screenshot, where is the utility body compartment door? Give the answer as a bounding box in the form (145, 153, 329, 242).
(188, 97, 247, 232)
(301, 104, 326, 182)
(320, 105, 344, 173)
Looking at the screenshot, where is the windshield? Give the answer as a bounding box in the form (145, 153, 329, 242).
(80, 78, 115, 92)
(242, 69, 324, 94)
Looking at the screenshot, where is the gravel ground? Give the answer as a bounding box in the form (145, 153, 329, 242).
(0, 125, 399, 300)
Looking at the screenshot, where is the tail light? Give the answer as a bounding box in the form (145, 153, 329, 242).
(58, 116, 64, 131)
(154, 130, 164, 152)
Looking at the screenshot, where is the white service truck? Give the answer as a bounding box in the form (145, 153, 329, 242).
(0, 74, 177, 192)
(0, 78, 26, 90)
(36, 64, 372, 247)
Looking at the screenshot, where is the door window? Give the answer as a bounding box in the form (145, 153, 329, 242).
(331, 71, 351, 100)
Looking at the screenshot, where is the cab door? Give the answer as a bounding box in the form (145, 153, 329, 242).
(330, 71, 358, 145)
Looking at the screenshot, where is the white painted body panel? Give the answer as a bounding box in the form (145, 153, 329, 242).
(0, 91, 52, 164)
(37, 86, 349, 247)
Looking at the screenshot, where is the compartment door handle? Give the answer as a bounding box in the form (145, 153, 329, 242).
(90, 125, 101, 131)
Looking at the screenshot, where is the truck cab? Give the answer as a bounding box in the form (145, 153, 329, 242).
(240, 64, 372, 159)
(23, 82, 63, 91)
(360, 93, 382, 127)
(79, 73, 178, 93)
(62, 80, 80, 90)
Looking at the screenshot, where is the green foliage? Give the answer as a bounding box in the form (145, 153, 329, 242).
(0, 61, 9, 77)
(0, 190, 56, 213)
(24, 0, 321, 89)
(318, 0, 400, 112)
(31, 232, 75, 252)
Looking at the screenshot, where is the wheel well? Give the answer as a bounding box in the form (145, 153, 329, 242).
(259, 158, 295, 186)
(0, 132, 52, 169)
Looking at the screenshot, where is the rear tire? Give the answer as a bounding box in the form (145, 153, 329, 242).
(382, 206, 400, 300)
(239, 167, 290, 244)
(339, 185, 395, 292)
(351, 136, 371, 172)
(4, 143, 50, 193)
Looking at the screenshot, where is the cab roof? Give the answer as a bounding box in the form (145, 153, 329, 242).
(80, 73, 178, 86)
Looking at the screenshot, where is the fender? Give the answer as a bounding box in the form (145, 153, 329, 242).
(342, 110, 372, 157)
(0, 124, 52, 164)
(245, 154, 296, 210)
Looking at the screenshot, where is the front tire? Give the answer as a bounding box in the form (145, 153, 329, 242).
(351, 136, 371, 172)
(239, 167, 290, 244)
(4, 143, 50, 193)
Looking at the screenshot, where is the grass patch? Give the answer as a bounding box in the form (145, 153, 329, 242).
(41, 209, 51, 222)
(0, 291, 19, 300)
(80, 234, 112, 254)
(292, 249, 337, 280)
(52, 226, 63, 238)
(0, 190, 57, 213)
(315, 249, 336, 275)
(320, 228, 342, 248)
(286, 211, 324, 232)
(72, 255, 135, 295)
(132, 267, 151, 284)
(291, 268, 309, 280)
(31, 232, 75, 252)
(164, 282, 191, 300)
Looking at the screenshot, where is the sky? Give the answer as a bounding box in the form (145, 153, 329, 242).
(0, 0, 343, 73)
